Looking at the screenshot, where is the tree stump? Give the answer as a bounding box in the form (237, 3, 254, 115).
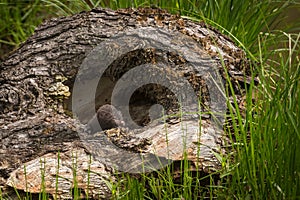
(0, 7, 255, 199)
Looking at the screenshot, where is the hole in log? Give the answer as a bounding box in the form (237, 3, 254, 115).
(66, 48, 206, 127)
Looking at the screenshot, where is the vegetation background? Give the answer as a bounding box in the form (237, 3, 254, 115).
(0, 0, 299, 199)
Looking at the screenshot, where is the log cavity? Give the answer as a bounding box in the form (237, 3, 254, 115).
(66, 48, 210, 127)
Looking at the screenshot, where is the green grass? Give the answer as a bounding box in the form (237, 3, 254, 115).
(226, 32, 300, 199)
(0, 0, 44, 46)
(0, 0, 299, 199)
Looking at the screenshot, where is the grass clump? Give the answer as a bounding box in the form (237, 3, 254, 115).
(223, 32, 300, 199)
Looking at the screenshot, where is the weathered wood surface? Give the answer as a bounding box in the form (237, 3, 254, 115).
(0, 7, 254, 199)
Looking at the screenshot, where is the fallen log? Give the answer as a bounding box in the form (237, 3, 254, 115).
(0, 7, 255, 199)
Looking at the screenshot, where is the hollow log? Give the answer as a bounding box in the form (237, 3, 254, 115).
(0, 7, 254, 199)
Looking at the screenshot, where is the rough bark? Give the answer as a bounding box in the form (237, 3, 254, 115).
(0, 7, 255, 199)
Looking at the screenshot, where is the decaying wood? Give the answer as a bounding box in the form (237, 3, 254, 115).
(0, 7, 255, 199)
